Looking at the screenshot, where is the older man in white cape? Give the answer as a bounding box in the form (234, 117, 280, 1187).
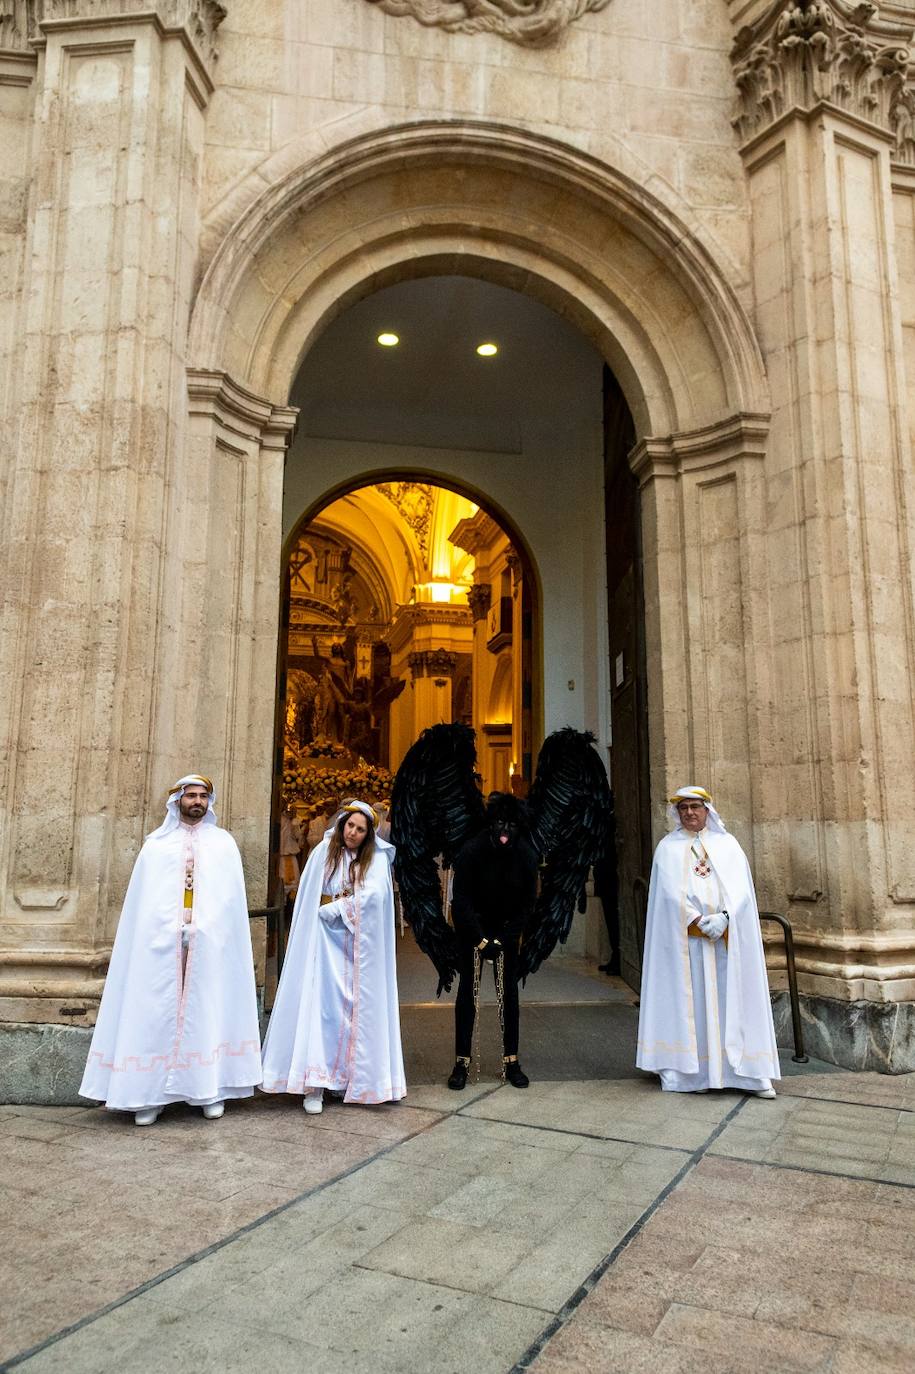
(79, 775, 262, 1125)
(637, 786, 779, 1097)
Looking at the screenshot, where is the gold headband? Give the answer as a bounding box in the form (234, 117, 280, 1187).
(341, 803, 380, 827)
(169, 775, 214, 798)
(669, 788, 712, 806)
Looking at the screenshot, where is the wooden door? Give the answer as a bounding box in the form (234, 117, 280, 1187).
(603, 368, 651, 990)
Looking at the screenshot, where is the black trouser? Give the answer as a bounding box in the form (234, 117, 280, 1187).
(454, 938, 520, 1059)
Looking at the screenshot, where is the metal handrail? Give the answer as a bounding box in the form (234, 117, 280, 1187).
(759, 910, 808, 1063)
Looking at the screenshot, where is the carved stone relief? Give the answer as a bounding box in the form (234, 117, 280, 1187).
(2, 1, 225, 62)
(363, 0, 610, 47)
(376, 481, 434, 559)
(0, 0, 28, 47)
(731, 0, 915, 160)
(409, 648, 458, 678)
(466, 581, 492, 623)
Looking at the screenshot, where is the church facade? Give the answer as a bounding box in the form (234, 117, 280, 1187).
(3, 0, 915, 1088)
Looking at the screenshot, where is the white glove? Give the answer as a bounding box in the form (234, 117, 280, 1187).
(319, 898, 344, 926)
(698, 911, 728, 941)
(319, 897, 355, 933)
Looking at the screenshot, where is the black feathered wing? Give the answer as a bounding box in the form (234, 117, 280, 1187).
(390, 723, 486, 993)
(520, 727, 613, 979)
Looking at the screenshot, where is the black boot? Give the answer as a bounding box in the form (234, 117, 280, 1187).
(448, 1058, 470, 1091)
(504, 1059, 529, 1089)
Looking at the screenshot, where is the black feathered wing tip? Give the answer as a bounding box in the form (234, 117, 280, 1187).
(390, 723, 486, 993)
(520, 727, 612, 980)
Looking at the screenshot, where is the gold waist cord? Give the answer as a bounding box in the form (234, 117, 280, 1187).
(472, 946, 506, 1084)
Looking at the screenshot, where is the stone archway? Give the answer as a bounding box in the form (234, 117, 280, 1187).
(180, 120, 771, 895)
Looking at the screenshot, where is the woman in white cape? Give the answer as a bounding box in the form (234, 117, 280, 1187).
(261, 800, 406, 1111)
(636, 786, 780, 1096)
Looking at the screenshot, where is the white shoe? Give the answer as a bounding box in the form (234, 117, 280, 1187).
(754, 1087, 777, 1099)
(134, 1107, 162, 1126)
(202, 1101, 225, 1120)
(303, 1090, 324, 1115)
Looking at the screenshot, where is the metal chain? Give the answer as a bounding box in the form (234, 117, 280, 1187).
(495, 949, 506, 1083)
(472, 945, 482, 1084)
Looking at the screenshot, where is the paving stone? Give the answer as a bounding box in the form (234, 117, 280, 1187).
(776, 1071, 915, 1113)
(533, 1319, 737, 1373)
(653, 1302, 836, 1369)
(6, 1065, 915, 1374)
(710, 1096, 915, 1184)
(357, 1213, 534, 1293)
(462, 1078, 738, 1150)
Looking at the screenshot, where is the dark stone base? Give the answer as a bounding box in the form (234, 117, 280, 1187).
(0, 1023, 93, 1105)
(772, 992, 915, 1074)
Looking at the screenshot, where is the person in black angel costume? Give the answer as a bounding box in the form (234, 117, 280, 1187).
(391, 723, 612, 1091)
(449, 792, 539, 1089)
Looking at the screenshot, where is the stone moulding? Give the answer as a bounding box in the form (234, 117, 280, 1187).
(629, 411, 771, 485)
(731, 0, 915, 163)
(363, 0, 610, 46)
(0, 0, 226, 64)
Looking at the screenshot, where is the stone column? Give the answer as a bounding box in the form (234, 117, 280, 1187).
(408, 649, 458, 734)
(386, 605, 473, 769)
(731, 0, 915, 1067)
(0, 1, 229, 1029)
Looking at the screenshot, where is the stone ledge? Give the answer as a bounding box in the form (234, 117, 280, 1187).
(772, 991, 915, 1075)
(0, 1022, 92, 1106)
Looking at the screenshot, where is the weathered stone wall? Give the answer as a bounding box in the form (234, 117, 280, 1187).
(201, 0, 751, 290)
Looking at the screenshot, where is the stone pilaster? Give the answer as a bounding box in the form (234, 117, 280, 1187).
(0, 2, 225, 1022)
(632, 413, 771, 870)
(731, 0, 915, 1052)
(170, 371, 296, 896)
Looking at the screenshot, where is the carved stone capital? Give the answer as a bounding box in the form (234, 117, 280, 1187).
(363, 0, 611, 47)
(466, 582, 492, 623)
(0, 1, 29, 48)
(408, 649, 458, 680)
(731, 0, 915, 157)
(12, 1, 227, 66)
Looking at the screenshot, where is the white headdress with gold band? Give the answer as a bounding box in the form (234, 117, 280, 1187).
(326, 798, 394, 854)
(148, 773, 218, 839)
(666, 785, 726, 834)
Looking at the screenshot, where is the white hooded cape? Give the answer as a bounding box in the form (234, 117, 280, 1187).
(261, 828, 405, 1105)
(79, 820, 262, 1111)
(636, 824, 780, 1083)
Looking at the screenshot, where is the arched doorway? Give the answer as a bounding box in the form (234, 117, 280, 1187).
(270, 267, 647, 996)
(185, 120, 769, 1002)
(276, 474, 537, 819)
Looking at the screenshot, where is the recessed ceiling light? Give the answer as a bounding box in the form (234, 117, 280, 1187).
(476, 342, 498, 357)
(377, 332, 399, 347)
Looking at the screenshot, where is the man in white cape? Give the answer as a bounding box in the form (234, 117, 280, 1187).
(636, 786, 780, 1097)
(79, 775, 262, 1125)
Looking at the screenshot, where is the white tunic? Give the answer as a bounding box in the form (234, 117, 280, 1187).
(261, 835, 405, 1105)
(637, 825, 780, 1092)
(79, 821, 262, 1111)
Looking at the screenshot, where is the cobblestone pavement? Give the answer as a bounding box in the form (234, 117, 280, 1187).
(2, 1002, 913, 1372)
